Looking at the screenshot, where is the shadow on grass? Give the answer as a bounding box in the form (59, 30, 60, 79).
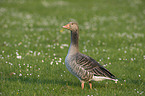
(5, 75, 145, 89)
(6, 76, 81, 87)
(5, 77, 122, 90)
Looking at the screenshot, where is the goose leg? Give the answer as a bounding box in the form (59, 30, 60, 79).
(89, 82, 92, 89)
(81, 83, 84, 89)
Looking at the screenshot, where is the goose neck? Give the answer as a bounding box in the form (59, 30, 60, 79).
(68, 30, 79, 54)
(71, 30, 79, 47)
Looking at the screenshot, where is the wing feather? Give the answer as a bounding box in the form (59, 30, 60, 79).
(76, 53, 116, 79)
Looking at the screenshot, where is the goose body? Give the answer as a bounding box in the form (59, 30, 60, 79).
(63, 22, 118, 89)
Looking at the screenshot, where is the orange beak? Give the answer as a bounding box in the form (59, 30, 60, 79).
(63, 23, 70, 29)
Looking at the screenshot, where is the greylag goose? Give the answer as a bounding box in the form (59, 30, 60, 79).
(63, 22, 118, 89)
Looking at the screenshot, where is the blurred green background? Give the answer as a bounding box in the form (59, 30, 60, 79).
(0, 0, 145, 95)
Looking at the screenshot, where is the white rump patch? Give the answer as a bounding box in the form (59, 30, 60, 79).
(92, 75, 118, 83)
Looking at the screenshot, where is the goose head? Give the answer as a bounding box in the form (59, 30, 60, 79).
(63, 22, 79, 32)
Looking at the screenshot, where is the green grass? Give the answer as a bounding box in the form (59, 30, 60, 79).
(0, 0, 145, 95)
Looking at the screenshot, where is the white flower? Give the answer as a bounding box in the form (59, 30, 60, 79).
(17, 56, 22, 59)
(37, 52, 40, 55)
(103, 49, 106, 52)
(19, 73, 22, 76)
(60, 46, 64, 49)
(50, 61, 53, 65)
(124, 51, 127, 53)
(2, 51, 4, 53)
(140, 91, 144, 95)
(62, 44, 68, 47)
(9, 62, 13, 65)
(34, 51, 36, 56)
(30, 50, 33, 53)
(58, 60, 61, 63)
(16, 52, 19, 55)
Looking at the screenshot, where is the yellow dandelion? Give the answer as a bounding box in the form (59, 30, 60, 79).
(60, 28, 64, 32)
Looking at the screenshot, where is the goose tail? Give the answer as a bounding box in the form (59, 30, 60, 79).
(92, 75, 118, 83)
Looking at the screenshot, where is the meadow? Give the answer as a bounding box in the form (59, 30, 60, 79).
(0, 0, 145, 95)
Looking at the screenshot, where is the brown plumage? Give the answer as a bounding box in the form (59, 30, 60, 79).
(63, 22, 118, 89)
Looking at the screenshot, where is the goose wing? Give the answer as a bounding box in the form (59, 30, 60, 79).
(76, 53, 116, 79)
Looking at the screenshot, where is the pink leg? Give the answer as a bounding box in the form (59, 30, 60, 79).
(89, 83, 92, 89)
(81, 83, 84, 89)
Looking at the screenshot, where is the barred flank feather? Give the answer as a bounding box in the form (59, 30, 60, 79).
(63, 22, 118, 89)
(65, 52, 117, 82)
